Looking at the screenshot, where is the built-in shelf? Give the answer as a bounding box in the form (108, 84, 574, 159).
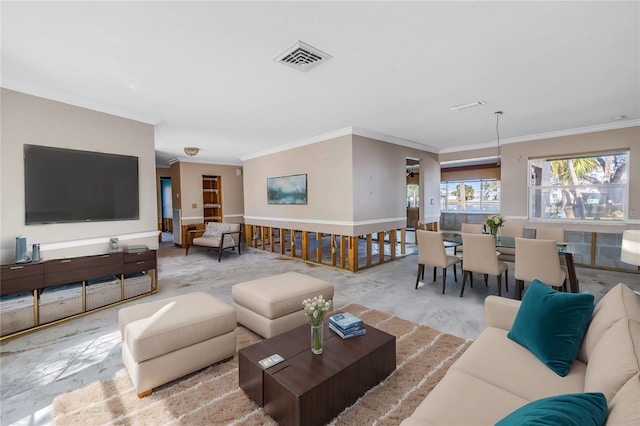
(203, 175, 222, 223)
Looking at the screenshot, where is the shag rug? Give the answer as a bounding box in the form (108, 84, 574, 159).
(52, 303, 472, 425)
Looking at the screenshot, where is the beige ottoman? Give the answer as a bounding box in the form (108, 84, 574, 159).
(118, 291, 236, 397)
(231, 272, 334, 338)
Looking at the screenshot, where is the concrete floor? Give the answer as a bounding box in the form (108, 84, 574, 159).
(1, 241, 638, 425)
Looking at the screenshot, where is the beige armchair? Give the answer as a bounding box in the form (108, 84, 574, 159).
(416, 230, 461, 294)
(186, 222, 242, 262)
(497, 225, 524, 262)
(514, 237, 566, 299)
(460, 233, 509, 297)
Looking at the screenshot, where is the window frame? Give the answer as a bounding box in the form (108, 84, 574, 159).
(527, 150, 629, 223)
(440, 178, 501, 213)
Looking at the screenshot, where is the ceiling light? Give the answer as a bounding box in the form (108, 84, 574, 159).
(184, 147, 200, 156)
(450, 100, 486, 112)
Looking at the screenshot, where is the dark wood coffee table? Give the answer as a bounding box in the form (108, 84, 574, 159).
(239, 322, 396, 426)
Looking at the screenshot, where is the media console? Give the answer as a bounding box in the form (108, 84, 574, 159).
(0, 250, 157, 341)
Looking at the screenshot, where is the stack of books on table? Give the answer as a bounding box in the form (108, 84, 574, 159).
(329, 312, 366, 339)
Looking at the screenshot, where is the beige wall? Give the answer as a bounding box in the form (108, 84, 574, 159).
(173, 161, 244, 225)
(0, 89, 158, 263)
(243, 133, 440, 235)
(352, 135, 405, 230)
(440, 126, 639, 233)
(243, 135, 354, 234)
(501, 126, 639, 232)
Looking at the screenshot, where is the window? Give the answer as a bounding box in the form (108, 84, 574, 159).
(529, 151, 628, 222)
(440, 179, 500, 212)
(406, 184, 419, 208)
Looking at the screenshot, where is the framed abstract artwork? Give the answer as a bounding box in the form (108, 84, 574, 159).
(267, 174, 307, 205)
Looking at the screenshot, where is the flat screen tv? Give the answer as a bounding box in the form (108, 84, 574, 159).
(24, 144, 139, 224)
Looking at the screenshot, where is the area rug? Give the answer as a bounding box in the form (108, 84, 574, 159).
(51, 303, 472, 425)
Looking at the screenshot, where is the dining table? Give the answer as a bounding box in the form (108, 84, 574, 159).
(440, 233, 579, 298)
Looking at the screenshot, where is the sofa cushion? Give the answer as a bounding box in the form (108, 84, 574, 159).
(606, 373, 640, 425)
(584, 319, 640, 402)
(507, 279, 594, 377)
(398, 368, 529, 426)
(578, 283, 640, 363)
(495, 392, 607, 426)
(453, 327, 586, 402)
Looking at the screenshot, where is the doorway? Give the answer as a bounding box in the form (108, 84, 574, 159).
(406, 157, 420, 244)
(160, 177, 173, 243)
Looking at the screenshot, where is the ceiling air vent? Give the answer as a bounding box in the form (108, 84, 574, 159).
(274, 41, 332, 72)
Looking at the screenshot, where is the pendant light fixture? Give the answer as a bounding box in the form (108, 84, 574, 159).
(494, 111, 503, 165)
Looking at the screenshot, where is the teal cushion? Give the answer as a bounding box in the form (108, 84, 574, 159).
(495, 392, 607, 426)
(507, 279, 594, 376)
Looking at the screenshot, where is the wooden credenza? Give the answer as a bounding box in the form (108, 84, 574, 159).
(0, 250, 157, 340)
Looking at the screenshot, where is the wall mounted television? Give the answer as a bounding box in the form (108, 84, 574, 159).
(24, 144, 139, 224)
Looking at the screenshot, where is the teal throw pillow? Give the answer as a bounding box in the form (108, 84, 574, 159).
(507, 279, 594, 376)
(495, 392, 607, 426)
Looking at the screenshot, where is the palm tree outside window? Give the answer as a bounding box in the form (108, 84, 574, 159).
(529, 151, 629, 221)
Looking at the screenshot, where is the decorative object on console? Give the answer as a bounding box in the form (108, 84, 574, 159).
(31, 243, 40, 262)
(302, 294, 331, 354)
(183, 146, 200, 156)
(110, 238, 119, 252)
(15, 236, 27, 264)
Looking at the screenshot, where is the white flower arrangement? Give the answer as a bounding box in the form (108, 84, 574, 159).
(302, 295, 331, 327)
(485, 214, 505, 235)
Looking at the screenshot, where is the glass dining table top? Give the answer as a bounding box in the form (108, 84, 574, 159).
(440, 232, 571, 254)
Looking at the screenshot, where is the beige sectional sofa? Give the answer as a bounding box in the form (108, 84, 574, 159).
(401, 283, 640, 425)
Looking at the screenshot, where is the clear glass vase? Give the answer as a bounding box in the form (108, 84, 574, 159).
(311, 324, 323, 355)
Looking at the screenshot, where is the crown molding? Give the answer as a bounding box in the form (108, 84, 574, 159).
(440, 120, 640, 154)
(240, 126, 439, 161)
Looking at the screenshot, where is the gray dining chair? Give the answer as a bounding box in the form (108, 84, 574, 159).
(416, 230, 461, 294)
(460, 233, 509, 297)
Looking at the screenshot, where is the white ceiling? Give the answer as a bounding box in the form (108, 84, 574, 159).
(2, 1, 638, 167)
